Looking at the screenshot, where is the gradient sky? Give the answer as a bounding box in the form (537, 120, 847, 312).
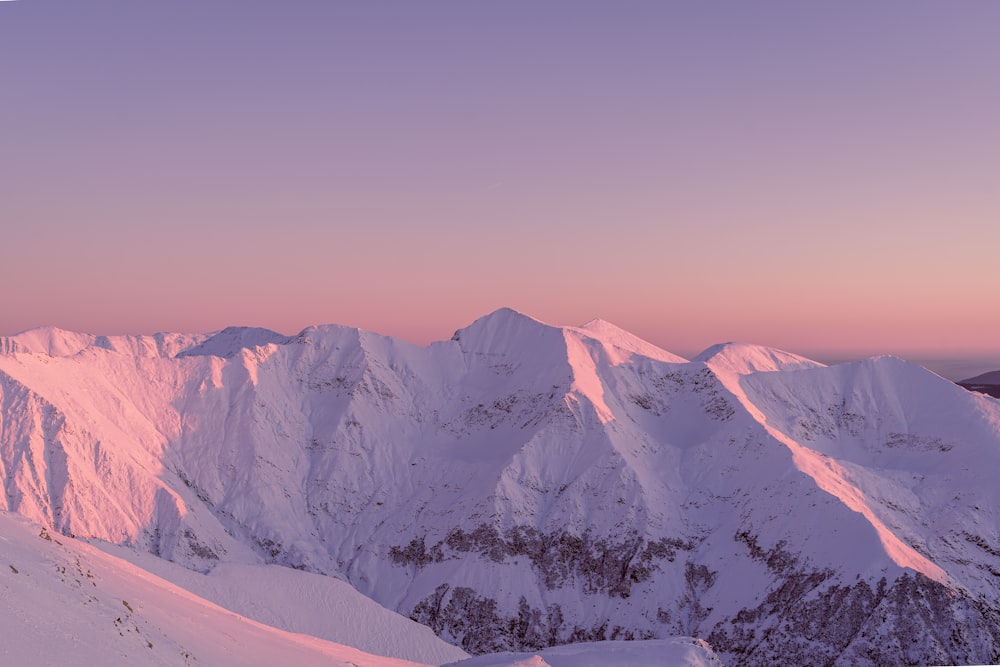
(2, 1, 999, 358)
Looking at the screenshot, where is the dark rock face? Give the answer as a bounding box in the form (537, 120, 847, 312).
(709, 530, 1000, 666)
(711, 573, 1000, 667)
(409, 584, 654, 654)
(392, 525, 1000, 666)
(391, 524, 694, 598)
(393, 524, 694, 653)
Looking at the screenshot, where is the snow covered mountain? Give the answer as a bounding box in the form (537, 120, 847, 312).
(1, 308, 999, 666)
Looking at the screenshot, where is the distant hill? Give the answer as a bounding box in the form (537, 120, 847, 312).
(958, 370, 1000, 398)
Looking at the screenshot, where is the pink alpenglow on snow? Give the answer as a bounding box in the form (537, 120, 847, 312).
(2, 308, 1000, 665)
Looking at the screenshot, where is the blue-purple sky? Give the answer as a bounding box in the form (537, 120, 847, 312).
(3, 1, 999, 357)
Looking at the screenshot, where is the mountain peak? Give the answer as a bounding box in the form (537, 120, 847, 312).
(449, 308, 551, 346)
(453, 307, 540, 332)
(574, 318, 687, 364)
(176, 326, 292, 359)
(694, 342, 824, 375)
(0, 326, 97, 357)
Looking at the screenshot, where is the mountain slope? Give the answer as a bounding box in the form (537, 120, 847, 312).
(0, 511, 435, 667)
(92, 540, 470, 665)
(1, 309, 999, 666)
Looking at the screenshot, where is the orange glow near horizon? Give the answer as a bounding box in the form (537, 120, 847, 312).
(2, 3, 999, 359)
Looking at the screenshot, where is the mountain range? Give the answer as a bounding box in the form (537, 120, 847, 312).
(2, 308, 999, 666)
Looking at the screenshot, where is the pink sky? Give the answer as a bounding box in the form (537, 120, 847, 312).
(2, 2, 998, 358)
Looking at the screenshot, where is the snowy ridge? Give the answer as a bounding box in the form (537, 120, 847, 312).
(92, 539, 469, 664)
(1, 308, 1000, 666)
(694, 342, 824, 376)
(177, 326, 294, 359)
(0, 326, 209, 359)
(0, 511, 438, 667)
(574, 318, 688, 365)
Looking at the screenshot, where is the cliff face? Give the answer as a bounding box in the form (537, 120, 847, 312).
(2, 311, 999, 666)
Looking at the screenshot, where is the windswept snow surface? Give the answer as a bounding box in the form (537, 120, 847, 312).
(93, 540, 469, 665)
(2, 308, 1000, 666)
(0, 511, 433, 667)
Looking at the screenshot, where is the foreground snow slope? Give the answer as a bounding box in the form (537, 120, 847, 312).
(0, 511, 431, 667)
(93, 540, 469, 665)
(2, 308, 1000, 666)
